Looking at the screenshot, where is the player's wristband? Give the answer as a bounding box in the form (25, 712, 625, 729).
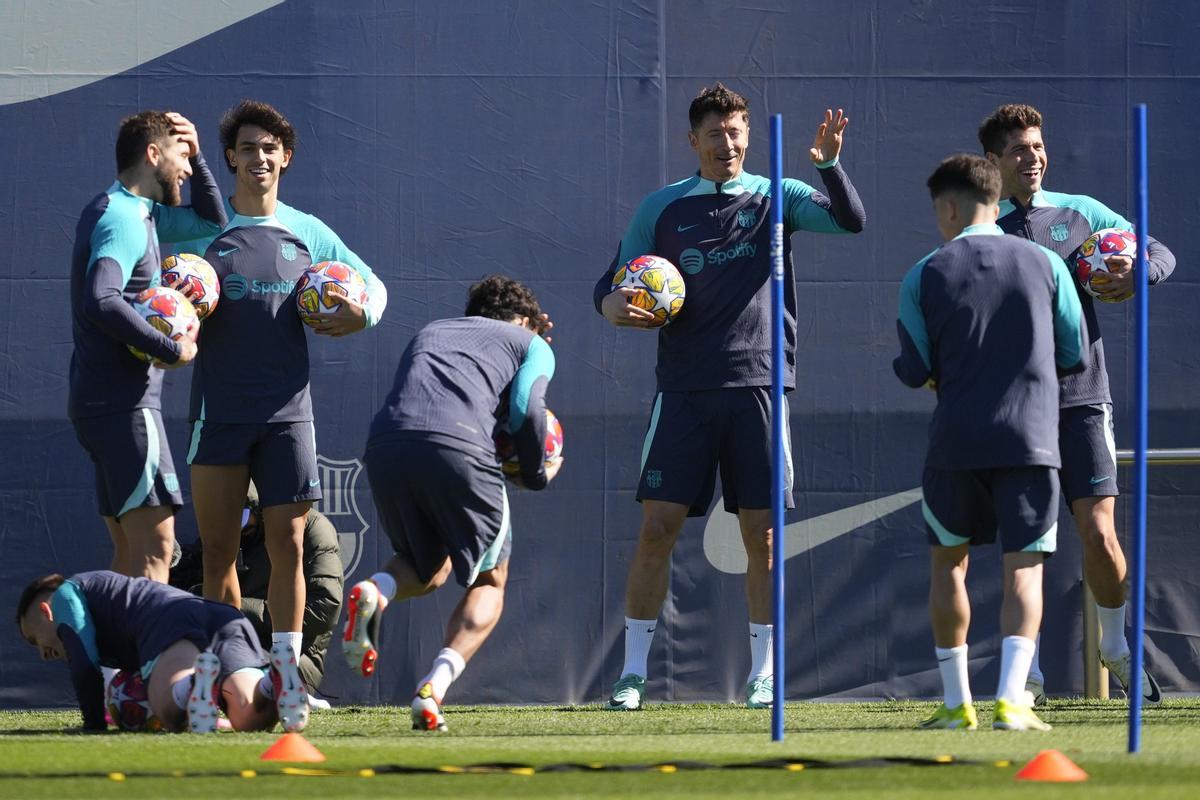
(815, 156, 839, 170)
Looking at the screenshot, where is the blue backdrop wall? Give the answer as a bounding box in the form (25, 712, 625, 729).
(1, 0, 1197, 709)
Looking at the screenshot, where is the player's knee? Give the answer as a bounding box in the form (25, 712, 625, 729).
(637, 517, 681, 556)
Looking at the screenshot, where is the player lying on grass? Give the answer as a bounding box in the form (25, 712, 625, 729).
(894, 154, 1088, 731)
(16, 570, 285, 733)
(343, 275, 559, 731)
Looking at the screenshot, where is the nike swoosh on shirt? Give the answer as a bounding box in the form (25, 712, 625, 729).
(217, 247, 240, 257)
(1, 0, 284, 106)
(703, 489, 923, 574)
(676, 224, 699, 232)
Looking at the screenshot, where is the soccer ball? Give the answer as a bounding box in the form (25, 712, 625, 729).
(296, 261, 369, 326)
(1071, 228, 1136, 303)
(161, 253, 220, 320)
(610, 255, 686, 327)
(127, 287, 199, 365)
(106, 670, 162, 732)
(494, 408, 564, 476)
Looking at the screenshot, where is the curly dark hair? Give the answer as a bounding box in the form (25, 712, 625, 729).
(464, 274, 542, 323)
(15, 574, 64, 627)
(978, 104, 1044, 156)
(218, 100, 298, 174)
(689, 82, 749, 131)
(927, 153, 1001, 205)
(115, 111, 176, 172)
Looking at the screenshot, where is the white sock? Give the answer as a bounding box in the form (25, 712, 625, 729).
(272, 631, 303, 657)
(419, 647, 466, 701)
(935, 645, 971, 708)
(621, 617, 658, 679)
(747, 623, 773, 681)
(257, 672, 275, 700)
(1097, 602, 1131, 661)
(371, 571, 398, 601)
(1027, 632, 1043, 684)
(997, 635, 1036, 704)
(171, 675, 192, 710)
(102, 666, 118, 688)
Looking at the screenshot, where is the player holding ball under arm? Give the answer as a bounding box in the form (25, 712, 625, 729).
(187, 100, 387, 733)
(594, 83, 866, 710)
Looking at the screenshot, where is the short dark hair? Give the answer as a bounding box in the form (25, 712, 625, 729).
(689, 82, 749, 131)
(218, 100, 298, 174)
(464, 274, 542, 322)
(978, 104, 1044, 155)
(927, 154, 1002, 205)
(15, 574, 64, 627)
(115, 111, 176, 173)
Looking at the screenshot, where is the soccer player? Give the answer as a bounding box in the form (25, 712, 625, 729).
(16, 571, 279, 733)
(187, 100, 388, 732)
(894, 154, 1088, 731)
(593, 83, 866, 710)
(70, 111, 226, 584)
(342, 275, 559, 732)
(979, 104, 1176, 705)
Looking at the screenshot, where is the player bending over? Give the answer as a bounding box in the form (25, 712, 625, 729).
(894, 154, 1088, 731)
(187, 100, 387, 732)
(594, 83, 865, 710)
(980, 103, 1175, 705)
(16, 571, 281, 733)
(343, 275, 559, 731)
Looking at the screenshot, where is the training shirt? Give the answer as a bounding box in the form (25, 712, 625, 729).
(894, 224, 1089, 470)
(592, 163, 865, 392)
(68, 154, 226, 419)
(368, 317, 556, 490)
(49, 570, 243, 731)
(190, 199, 387, 423)
(997, 189, 1175, 407)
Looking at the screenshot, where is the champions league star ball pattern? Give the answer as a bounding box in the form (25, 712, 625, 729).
(160, 253, 220, 319)
(127, 287, 199, 365)
(106, 669, 162, 732)
(1071, 228, 1137, 303)
(494, 408, 564, 476)
(296, 261, 369, 325)
(610, 255, 686, 327)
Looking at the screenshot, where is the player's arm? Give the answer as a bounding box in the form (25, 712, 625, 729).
(152, 113, 228, 241)
(83, 221, 185, 364)
(51, 584, 107, 731)
(507, 335, 557, 490)
(1073, 196, 1175, 297)
(1044, 247, 1090, 376)
(786, 107, 866, 234)
(594, 199, 660, 328)
(893, 260, 935, 389)
(294, 213, 389, 335)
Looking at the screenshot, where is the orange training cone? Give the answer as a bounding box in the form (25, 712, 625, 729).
(260, 732, 326, 763)
(1015, 749, 1088, 782)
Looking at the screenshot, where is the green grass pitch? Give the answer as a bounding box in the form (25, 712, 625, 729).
(1, 699, 1198, 798)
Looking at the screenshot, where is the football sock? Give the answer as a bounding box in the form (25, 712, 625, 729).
(171, 675, 193, 710)
(621, 617, 658, 679)
(257, 672, 275, 700)
(996, 635, 1036, 704)
(419, 647, 466, 701)
(101, 666, 118, 688)
(370, 571, 398, 601)
(1028, 632, 1043, 684)
(935, 644, 971, 709)
(1097, 602, 1131, 661)
(272, 631, 303, 658)
(747, 623, 774, 681)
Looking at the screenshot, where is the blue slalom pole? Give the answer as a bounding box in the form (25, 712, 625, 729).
(769, 113, 785, 742)
(1128, 103, 1150, 754)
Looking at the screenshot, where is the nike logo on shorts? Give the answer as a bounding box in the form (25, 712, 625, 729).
(1089, 475, 1111, 485)
(308, 478, 320, 487)
(218, 247, 239, 256)
(676, 224, 699, 232)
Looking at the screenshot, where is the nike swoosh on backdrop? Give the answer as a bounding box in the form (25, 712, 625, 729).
(1, 1, 284, 106)
(702, 488, 923, 574)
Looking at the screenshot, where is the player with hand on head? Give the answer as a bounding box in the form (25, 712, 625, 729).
(594, 83, 865, 710)
(187, 100, 388, 733)
(16, 571, 279, 733)
(342, 275, 558, 732)
(980, 104, 1176, 706)
(895, 154, 1088, 731)
(70, 111, 226, 584)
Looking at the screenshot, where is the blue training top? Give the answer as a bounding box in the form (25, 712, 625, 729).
(189, 199, 387, 424)
(894, 224, 1089, 470)
(997, 189, 1175, 407)
(593, 163, 865, 392)
(68, 154, 226, 419)
(368, 317, 556, 490)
